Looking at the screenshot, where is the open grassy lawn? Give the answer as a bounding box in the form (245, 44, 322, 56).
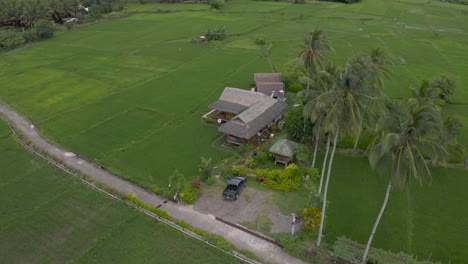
(325, 154, 468, 264)
(0, 0, 467, 262)
(0, 121, 238, 264)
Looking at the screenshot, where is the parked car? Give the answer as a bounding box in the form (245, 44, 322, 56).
(222, 177, 247, 200)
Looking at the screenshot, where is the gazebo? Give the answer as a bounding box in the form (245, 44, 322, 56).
(269, 139, 295, 167)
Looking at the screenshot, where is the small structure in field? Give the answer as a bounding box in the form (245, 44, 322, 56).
(269, 139, 295, 166)
(206, 87, 287, 146)
(253, 73, 285, 100)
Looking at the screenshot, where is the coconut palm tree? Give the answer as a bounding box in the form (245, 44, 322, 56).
(306, 62, 364, 247)
(362, 102, 446, 263)
(303, 63, 339, 169)
(352, 48, 394, 150)
(298, 28, 333, 90)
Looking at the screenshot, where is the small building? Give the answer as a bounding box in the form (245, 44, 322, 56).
(207, 87, 288, 146)
(269, 139, 295, 166)
(254, 73, 285, 100)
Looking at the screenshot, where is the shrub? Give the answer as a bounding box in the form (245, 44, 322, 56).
(288, 82, 303, 93)
(210, 0, 225, 9)
(33, 19, 55, 39)
(254, 151, 270, 164)
(231, 165, 248, 176)
(254, 163, 301, 191)
(255, 33, 267, 45)
(430, 74, 456, 103)
(0, 30, 25, 49)
(285, 105, 312, 140)
(180, 184, 199, 204)
(300, 206, 321, 231)
(23, 29, 38, 42)
(206, 176, 216, 186)
(205, 26, 227, 41)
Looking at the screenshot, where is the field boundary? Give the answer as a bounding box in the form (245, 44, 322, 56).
(0, 114, 262, 264)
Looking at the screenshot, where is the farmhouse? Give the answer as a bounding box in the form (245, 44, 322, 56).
(253, 73, 285, 99)
(207, 87, 288, 146)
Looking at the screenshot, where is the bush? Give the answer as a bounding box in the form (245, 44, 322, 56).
(205, 26, 227, 41)
(206, 176, 216, 186)
(33, 19, 55, 39)
(300, 206, 321, 231)
(253, 163, 302, 191)
(180, 184, 199, 204)
(289, 82, 303, 93)
(22, 29, 38, 42)
(210, 0, 225, 9)
(0, 30, 25, 49)
(255, 33, 267, 45)
(231, 165, 248, 176)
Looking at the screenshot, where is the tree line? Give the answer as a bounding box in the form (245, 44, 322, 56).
(0, 0, 120, 28)
(285, 28, 464, 263)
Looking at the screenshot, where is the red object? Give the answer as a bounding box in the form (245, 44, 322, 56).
(197, 182, 201, 188)
(260, 177, 264, 184)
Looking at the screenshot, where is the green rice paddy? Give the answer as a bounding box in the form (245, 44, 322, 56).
(0, 0, 467, 262)
(0, 121, 238, 264)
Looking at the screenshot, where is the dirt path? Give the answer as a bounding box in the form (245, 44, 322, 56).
(0, 103, 309, 264)
(194, 180, 292, 234)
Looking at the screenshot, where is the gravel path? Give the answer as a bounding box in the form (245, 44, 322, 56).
(0, 103, 309, 264)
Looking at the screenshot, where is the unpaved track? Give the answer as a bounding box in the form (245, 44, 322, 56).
(0, 103, 308, 264)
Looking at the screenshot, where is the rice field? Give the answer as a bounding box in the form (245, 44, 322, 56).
(0, 0, 467, 262)
(0, 121, 239, 264)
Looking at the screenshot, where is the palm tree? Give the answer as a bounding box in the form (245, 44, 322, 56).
(305, 62, 364, 247)
(298, 28, 333, 90)
(303, 64, 339, 169)
(352, 48, 393, 150)
(409, 79, 445, 108)
(362, 103, 446, 263)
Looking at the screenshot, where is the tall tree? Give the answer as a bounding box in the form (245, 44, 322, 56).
(362, 103, 446, 263)
(302, 63, 338, 169)
(304, 59, 365, 246)
(352, 48, 393, 150)
(298, 28, 333, 90)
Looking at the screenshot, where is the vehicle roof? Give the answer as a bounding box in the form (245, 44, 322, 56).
(229, 178, 243, 186)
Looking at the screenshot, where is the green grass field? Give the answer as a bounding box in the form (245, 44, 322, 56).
(0, 0, 467, 188)
(325, 154, 468, 263)
(0, 0, 467, 263)
(0, 120, 238, 264)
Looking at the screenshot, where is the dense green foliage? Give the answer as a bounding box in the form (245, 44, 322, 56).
(205, 26, 227, 41)
(0, 0, 79, 27)
(0, 0, 122, 28)
(33, 19, 55, 39)
(0, 121, 238, 264)
(252, 163, 302, 191)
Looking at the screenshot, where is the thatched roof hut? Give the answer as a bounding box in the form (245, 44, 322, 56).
(269, 139, 295, 166)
